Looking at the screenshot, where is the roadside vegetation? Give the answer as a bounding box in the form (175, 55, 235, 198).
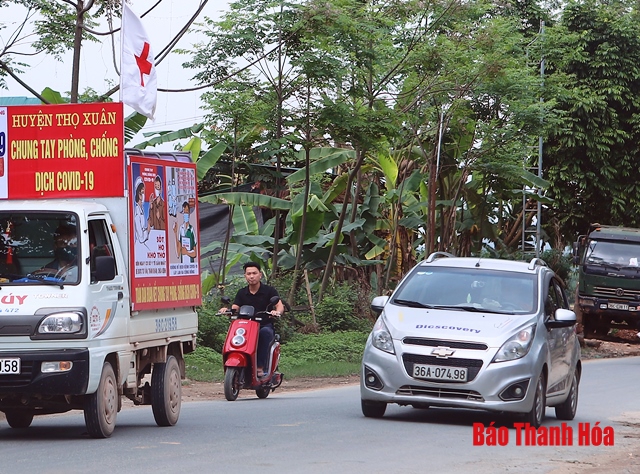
(186, 274, 373, 381)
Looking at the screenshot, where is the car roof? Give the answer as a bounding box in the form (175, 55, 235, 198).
(417, 255, 548, 275)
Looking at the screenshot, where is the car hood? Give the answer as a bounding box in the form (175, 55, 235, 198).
(382, 305, 533, 346)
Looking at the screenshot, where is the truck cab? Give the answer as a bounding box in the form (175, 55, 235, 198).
(0, 102, 200, 438)
(573, 224, 640, 338)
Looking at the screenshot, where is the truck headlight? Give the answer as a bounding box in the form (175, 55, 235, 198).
(38, 312, 84, 334)
(493, 324, 536, 362)
(371, 316, 395, 354)
(579, 298, 595, 307)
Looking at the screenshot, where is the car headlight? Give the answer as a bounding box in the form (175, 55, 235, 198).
(38, 312, 84, 334)
(371, 315, 395, 354)
(493, 324, 536, 362)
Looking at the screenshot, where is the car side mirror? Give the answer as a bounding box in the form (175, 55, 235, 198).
(371, 296, 389, 315)
(545, 308, 577, 329)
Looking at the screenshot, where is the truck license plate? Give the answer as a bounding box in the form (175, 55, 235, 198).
(0, 358, 20, 374)
(608, 303, 629, 310)
(413, 364, 467, 382)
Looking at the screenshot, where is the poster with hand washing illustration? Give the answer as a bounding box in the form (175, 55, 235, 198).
(128, 152, 200, 310)
(131, 161, 167, 278)
(167, 165, 198, 276)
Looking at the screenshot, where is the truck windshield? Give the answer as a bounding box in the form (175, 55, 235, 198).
(585, 240, 640, 268)
(0, 212, 80, 285)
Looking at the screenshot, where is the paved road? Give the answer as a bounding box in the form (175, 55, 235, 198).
(2, 357, 639, 474)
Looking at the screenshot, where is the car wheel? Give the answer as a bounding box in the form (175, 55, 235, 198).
(555, 368, 579, 420)
(523, 372, 546, 428)
(361, 399, 386, 418)
(411, 403, 430, 410)
(5, 410, 34, 429)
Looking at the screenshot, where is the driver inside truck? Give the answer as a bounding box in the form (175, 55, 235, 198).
(36, 223, 79, 281)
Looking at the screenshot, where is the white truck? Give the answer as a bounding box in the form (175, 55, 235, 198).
(0, 103, 201, 437)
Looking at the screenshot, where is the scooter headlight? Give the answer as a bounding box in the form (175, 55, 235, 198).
(231, 327, 246, 347)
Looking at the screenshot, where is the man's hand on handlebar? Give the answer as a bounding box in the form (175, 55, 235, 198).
(269, 310, 282, 318)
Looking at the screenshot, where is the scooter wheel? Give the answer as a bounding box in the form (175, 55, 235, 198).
(224, 368, 241, 401)
(256, 385, 270, 399)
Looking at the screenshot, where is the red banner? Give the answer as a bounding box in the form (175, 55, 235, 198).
(0, 102, 124, 199)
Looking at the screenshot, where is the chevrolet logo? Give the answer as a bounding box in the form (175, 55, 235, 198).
(431, 346, 455, 358)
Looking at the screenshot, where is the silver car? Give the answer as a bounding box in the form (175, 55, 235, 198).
(361, 252, 581, 427)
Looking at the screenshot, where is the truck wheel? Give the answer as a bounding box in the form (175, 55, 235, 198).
(151, 355, 182, 427)
(583, 317, 596, 339)
(5, 410, 34, 428)
(224, 367, 240, 401)
(84, 361, 118, 438)
(555, 368, 579, 420)
(523, 372, 546, 428)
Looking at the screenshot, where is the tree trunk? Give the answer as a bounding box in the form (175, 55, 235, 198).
(318, 151, 365, 303)
(70, 1, 94, 102)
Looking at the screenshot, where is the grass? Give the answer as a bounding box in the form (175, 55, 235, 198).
(184, 330, 368, 382)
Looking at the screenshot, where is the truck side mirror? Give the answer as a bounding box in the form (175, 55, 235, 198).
(572, 242, 580, 265)
(94, 255, 116, 281)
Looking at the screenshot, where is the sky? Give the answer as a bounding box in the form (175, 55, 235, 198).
(1, 0, 231, 148)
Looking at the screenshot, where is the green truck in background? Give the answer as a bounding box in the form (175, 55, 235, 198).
(573, 224, 640, 338)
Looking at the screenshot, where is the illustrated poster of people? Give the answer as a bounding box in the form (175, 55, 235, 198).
(167, 165, 198, 277)
(131, 161, 168, 278)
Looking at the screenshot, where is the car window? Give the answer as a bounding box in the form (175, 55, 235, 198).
(393, 267, 536, 313)
(552, 279, 568, 310)
(545, 279, 561, 319)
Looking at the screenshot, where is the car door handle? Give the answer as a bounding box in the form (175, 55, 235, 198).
(118, 291, 123, 300)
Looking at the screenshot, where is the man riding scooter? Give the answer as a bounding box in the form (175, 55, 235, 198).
(220, 262, 285, 378)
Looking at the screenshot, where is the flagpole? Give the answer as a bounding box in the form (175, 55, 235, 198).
(119, 0, 126, 104)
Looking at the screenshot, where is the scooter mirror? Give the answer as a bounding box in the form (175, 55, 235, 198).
(221, 296, 231, 305)
(269, 296, 280, 305)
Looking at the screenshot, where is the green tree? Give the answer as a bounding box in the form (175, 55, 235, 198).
(543, 0, 640, 244)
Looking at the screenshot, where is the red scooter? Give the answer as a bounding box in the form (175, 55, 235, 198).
(218, 295, 284, 401)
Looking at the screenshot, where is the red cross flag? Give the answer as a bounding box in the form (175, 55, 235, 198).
(120, 3, 157, 120)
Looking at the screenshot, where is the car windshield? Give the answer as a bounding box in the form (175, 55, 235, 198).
(585, 239, 640, 268)
(0, 212, 80, 285)
(392, 266, 536, 314)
